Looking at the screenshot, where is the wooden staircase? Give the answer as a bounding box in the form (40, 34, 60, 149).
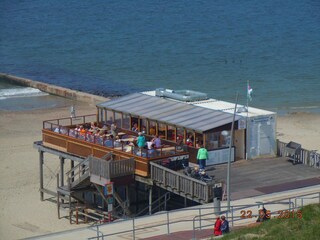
(57, 154, 135, 223)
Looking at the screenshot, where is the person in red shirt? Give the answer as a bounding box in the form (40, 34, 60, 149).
(214, 216, 222, 236)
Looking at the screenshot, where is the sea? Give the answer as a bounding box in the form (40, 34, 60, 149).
(1, 0, 320, 113)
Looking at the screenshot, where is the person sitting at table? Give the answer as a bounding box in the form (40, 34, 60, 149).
(152, 135, 161, 148)
(186, 135, 193, 146)
(147, 143, 157, 158)
(124, 141, 135, 153)
(79, 125, 87, 135)
(104, 135, 114, 147)
(176, 136, 184, 150)
(141, 125, 146, 134)
(132, 123, 138, 132)
(90, 122, 98, 131)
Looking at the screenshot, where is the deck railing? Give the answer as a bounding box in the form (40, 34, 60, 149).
(43, 114, 97, 129)
(89, 155, 135, 180)
(150, 161, 214, 203)
(277, 140, 320, 169)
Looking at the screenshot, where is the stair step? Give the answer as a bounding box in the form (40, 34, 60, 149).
(57, 186, 73, 195)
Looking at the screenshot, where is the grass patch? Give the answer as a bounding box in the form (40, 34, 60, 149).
(219, 203, 320, 240)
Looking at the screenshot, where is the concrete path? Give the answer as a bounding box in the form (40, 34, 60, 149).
(24, 157, 320, 239)
(26, 184, 320, 240)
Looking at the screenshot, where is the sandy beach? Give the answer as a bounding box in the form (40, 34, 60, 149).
(0, 99, 96, 240)
(277, 112, 320, 151)
(0, 95, 319, 239)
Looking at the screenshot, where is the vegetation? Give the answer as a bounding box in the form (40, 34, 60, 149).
(219, 204, 320, 240)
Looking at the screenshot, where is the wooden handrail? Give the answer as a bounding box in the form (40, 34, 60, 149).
(150, 161, 214, 202)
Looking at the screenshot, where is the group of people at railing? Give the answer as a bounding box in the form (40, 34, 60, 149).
(51, 121, 186, 159)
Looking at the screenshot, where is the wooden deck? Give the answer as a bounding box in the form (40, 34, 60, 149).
(39, 116, 217, 204)
(42, 128, 189, 177)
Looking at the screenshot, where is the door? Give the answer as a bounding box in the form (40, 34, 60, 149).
(234, 129, 245, 160)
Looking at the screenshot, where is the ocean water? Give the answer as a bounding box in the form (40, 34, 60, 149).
(1, 0, 320, 113)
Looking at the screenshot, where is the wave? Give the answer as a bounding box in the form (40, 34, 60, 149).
(0, 87, 49, 100)
(288, 106, 320, 110)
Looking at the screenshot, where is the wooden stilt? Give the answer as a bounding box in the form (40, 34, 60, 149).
(71, 160, 74, 182)
(59, 157, 65, 186)
(125, 185, 130, 208)
(39, 150, 44, 201)
(135, 183, 138, 213)
(148, 186, 152, 215)
(69, 194, 72, 224)
(57, 191, 60, 219)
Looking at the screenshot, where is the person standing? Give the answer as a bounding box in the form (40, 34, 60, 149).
(137, 132, 146, 148)
(110, 122, 118, 137)
(220, 215, 229, 234)
(213, 216, 222, 236)
(197, 144, 208, 170)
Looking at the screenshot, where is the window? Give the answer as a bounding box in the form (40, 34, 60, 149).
(114, 112, 122, 127)
(167, 125, 176, 141)
(149, 120, 157, 136)
(158, 123, 166, 139)
(122, 114, 130, 130)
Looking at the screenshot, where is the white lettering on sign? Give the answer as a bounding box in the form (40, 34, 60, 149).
(168, 155, 189, 162)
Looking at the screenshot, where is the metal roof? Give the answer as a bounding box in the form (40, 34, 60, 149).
(97, 93, 241, 132)
(142, 91, 276, 117)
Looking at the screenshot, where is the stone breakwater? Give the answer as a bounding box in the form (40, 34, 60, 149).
(0, 73, 109, 104)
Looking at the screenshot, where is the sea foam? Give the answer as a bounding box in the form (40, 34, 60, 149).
(0, 87, 49, 100)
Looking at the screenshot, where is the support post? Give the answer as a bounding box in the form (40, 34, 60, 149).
(71, 160, 74, 182)
(39, 150, 44, 201)
(69, 194, 72, 224)
(57, 173, 60, 219)
(126, 185, 130, 208)
(227, 93, 238, 211)
(60, 157, 65, 187)
(57, 191, 60, 219)
(149, 186, 153, 215)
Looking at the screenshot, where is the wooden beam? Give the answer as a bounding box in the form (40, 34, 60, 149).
(60, 157, 65, 187)
(39, 150, 44, 201)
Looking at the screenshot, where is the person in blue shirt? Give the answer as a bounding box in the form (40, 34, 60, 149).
(137, 132, 146, 148)
(220, 215, 229, 234)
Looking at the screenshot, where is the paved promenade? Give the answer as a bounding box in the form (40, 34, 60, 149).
(26, 184, 320, 240)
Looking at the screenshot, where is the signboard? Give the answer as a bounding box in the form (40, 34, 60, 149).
(207, 147, 235, 165)
(104, 182, 114, 195)
(108, 203, 113, 212)
(238, 118, 246, 129)
(168, 154, 189, 162)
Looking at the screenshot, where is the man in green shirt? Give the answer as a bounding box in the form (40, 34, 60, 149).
(197, 144, 208, 170)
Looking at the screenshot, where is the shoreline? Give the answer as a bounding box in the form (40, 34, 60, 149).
(0, 72, 109, 105)
(1, 72, 319, 152)
(1, 72, 320, 115)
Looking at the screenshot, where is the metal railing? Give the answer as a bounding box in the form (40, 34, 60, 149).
(43, 119, 187, 160)
(277, 140, 320, 169)
(86, 191, 320, 240)
(135, 192, 171, 217)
